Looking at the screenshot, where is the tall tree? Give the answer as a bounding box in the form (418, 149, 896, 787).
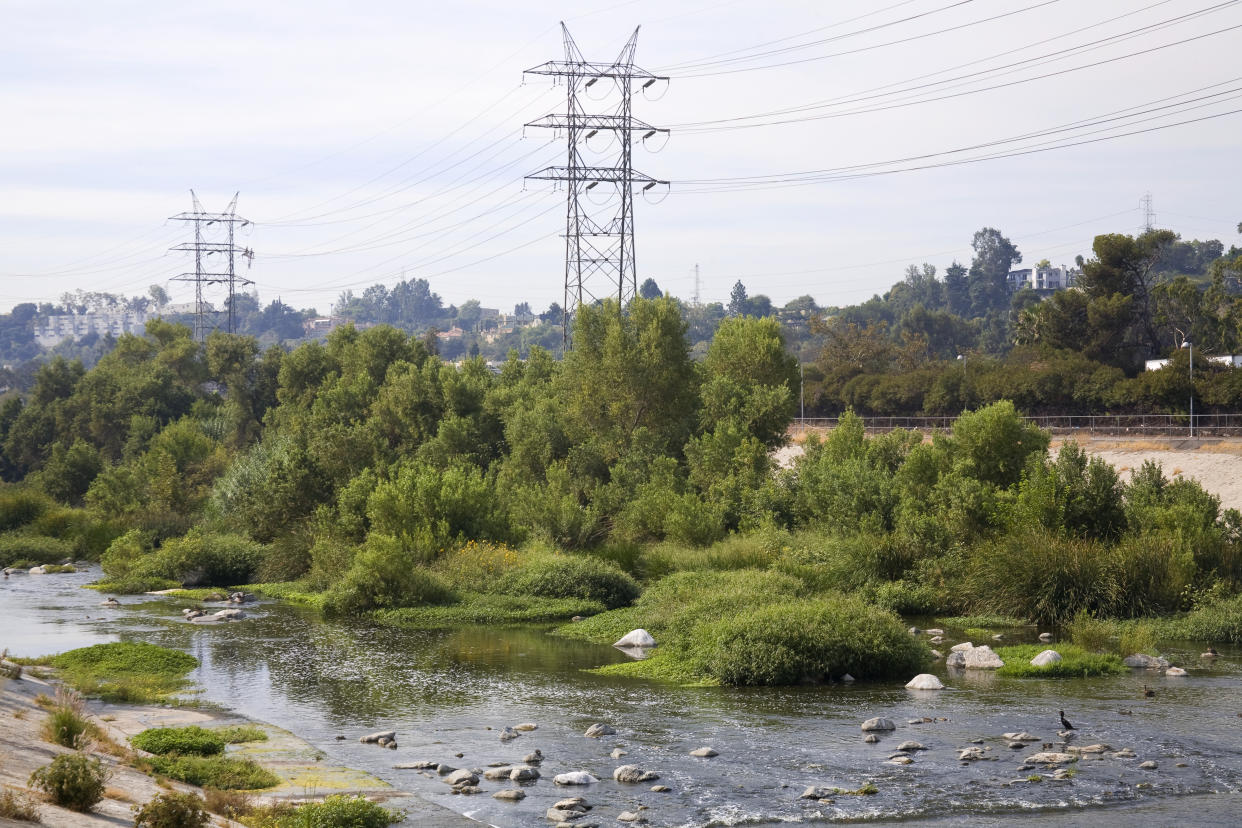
(728, 281, 749, 316)
(967, 228, 1021, 315)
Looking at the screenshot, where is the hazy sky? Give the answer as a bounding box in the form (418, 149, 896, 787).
(3, 0, 1240, 317)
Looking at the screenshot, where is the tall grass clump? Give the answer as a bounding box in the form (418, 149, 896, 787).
(243, 794, 403, 828)
(640, 530, 786, 579)
(690, 595, 927, 685)
(0, 488, 52, 532)
(0, 786, 42, 822)
(1118, 621, 1160, 656)
(1067, 610, 1113, 652)
(431, 540, 524, 593)
(41, 687, 92, 748)
(503, 553, 639, 609)
(1163, 593, 1242, 644)
(28, 754, 109, 812)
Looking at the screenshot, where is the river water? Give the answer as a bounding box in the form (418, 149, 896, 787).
(4, 566, 1242, 827)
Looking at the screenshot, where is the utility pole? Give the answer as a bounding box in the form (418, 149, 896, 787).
(169, 191, 254, 341)
(524, 24, 668, 345)
(1141, 192, 1155, 233)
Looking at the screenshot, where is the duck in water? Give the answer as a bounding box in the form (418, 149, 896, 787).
(1144, 684, 1156, 698)
(1202, 646, 1219, 659)
(1059, 710, 1075, 731)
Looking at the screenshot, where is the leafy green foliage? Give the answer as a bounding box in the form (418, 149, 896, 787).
(131, 726, 226, 756)
(28, 754, 109, 812)
(133, 792, 210, 828)
(502, 554, 639, 609)
(322, 534, 456, 616)
(0, 532, 74, 567)
(242, 795, 403, 828)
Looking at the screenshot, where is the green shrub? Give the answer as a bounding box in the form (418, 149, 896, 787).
(148, 755, 279, 790)
(995, 644, 1124, 678)
(691, 595, 927, 685)
(1118, 622, 1160, 656)
(0, 786, 41, 822)
(101, 529, 153, 579)
(503, 554, 639, 609)
(374, 593, 604, 628)
(28, 754, 109, 812)
(641, 531, 783, 579)
(131, 726, 225, 756)
(0, 489, 52, 532)
(322, 534, 456, 616)
(243, 795, 403, 828)
(137, 530, 267, 587)
(133, 791, 210, 828)
(90, 574, 180, 595)
(0, 533, 74, 568)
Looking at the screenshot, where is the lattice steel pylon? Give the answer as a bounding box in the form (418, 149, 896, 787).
(169, 191, 254, 341)
(524, 24, 669, 344)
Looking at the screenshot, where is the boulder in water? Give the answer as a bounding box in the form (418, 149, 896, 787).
(554, 771, 598, 785)
(613, 629, 657, 648)
(583, 723, 616, 738)
(905, 674, 943, 690)
(613, 765, 659, 783)
(860, 717, 896, 732)
(950, 642, 975, 653)
(689, 746, 719, 757)
(963, 645, 1004, 670)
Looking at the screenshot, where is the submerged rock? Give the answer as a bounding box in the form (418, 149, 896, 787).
(613, 765, 659, 783)
(861, 717, 896, 732)
(610, 748, 627, 759)
(360, 730, 396, 744)
(1165, 666, 1188, 676)
(1039, 632, 1054, 642)
(863, 734, 879, 743)
(614, 629, 657, 648)
(689, 746, 719, 757)
(514, 722, 539, 731)
(905, 674, 944, 690)
(800, 786, 836, 799)
(651, 785, 671, 792)
(1026, 752, 1078, 765)
(1030, 650, 1062, 667)
(499, 726, 520, 741)
(1123, 653, 1169, 669)
(896, 741, 926, 751)
(511, 766, 541, 781)
(584, 723, 616, 738)
(1139, 760, 1158, 769)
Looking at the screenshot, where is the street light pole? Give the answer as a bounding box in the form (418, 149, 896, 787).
(1180, 336, 1193, 438)
(799, 362, 805, 420)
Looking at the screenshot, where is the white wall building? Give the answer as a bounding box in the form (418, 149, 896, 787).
(34, 311, 149, 348)
(1008, 265, 1079, 292)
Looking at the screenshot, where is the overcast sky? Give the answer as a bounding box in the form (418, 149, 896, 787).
(3, 0, 1240, 317)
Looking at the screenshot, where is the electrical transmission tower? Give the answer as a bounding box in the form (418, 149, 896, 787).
(169, 191, 254, 341)
(524, 24, 669, 344)
(1141, 192, 1156, 233)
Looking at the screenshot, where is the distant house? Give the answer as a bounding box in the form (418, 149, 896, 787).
(302, 316, 373, 338)
(34, 310, 149, 348)
(436, 327, 465, 341)
(1145, 354, 1242, 371)
(1008, 265, 1079, 292)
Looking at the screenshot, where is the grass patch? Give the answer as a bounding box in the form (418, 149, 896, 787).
(28, 642, 197, 703)
(40, 563, 77, 573)
(236, 582, 325, 609)
(162, 588, 233, 600)
(41, 687, 93, 748)
(591, 651, 719, 685)
(214, 725, 268, 744)
(373, 593, 604, 628)
(88, 576, 180, 595)
(995, 644, 1124, 678)
(132, 726, 225, 756)
(147, 755, 279, 790)
(1160, 593, 1242, 644)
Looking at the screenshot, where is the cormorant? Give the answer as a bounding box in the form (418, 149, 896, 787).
(1059, 710, 1074, 730)
(1144, 684, 1156, 698)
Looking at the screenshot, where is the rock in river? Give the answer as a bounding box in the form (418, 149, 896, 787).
(950, 642, 975, 653)
(483, 767, 514, 780)
(946, 651, 967, 668)
(360, 730, 396, 744)
(445, 769, 479, 786)
(1026, 752, 1078, 765)
(554, 771, 599, 785)
(963, 645, 1004, 670)
(511, 766, 540, 781)
(613, 765, 659, 783)
(584, 723, 616, 738)
(613, 629, 657, 648)
(905, 674, 943, 690)
(1123, 653, 1169, 669)
(861, 717, 896, 732)
(689, 746, 719, 757)
(1165, 666, 1187, 676)
(493, 789, 525, 801)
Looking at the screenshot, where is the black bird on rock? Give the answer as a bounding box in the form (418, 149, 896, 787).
(1059, 710, 1075, 731)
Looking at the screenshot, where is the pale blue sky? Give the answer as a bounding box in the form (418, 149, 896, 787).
(2, 0, 1240, 316)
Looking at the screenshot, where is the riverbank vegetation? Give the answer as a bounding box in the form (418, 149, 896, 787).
(2, 270, 1242, 684)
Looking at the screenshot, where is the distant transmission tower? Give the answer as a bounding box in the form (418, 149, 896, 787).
(524, 24, 669, 344)
(693, 263, 701, 307)
(169, 191, 254, 340)
(1141, 192, 1156, 233)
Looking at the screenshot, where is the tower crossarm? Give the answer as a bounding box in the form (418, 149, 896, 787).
(525, 114, 668, 134)
(523, 60, 667, 83)
(527, 166, 667, 185)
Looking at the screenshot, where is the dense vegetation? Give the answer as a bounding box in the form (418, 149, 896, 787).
(4, 228, 1242, 684)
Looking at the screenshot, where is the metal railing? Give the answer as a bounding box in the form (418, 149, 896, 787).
(790, 413, 1242, 438)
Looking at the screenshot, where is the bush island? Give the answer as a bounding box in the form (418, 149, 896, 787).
(503, 554, 639, 609)
(133, 791, 210, 828)
(322, 535, 456, 616)
(131, 726, 225, 756)
(28, 754, 109, 812)
(243, 794, 403, 828)
(692, 596, 928, 685)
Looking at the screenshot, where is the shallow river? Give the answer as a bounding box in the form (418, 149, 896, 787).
(4, 567, 1242, 826)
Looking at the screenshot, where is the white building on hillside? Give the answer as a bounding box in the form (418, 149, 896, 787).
(34, 311, 149, 348)
(1008, 264, 1079, 292)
